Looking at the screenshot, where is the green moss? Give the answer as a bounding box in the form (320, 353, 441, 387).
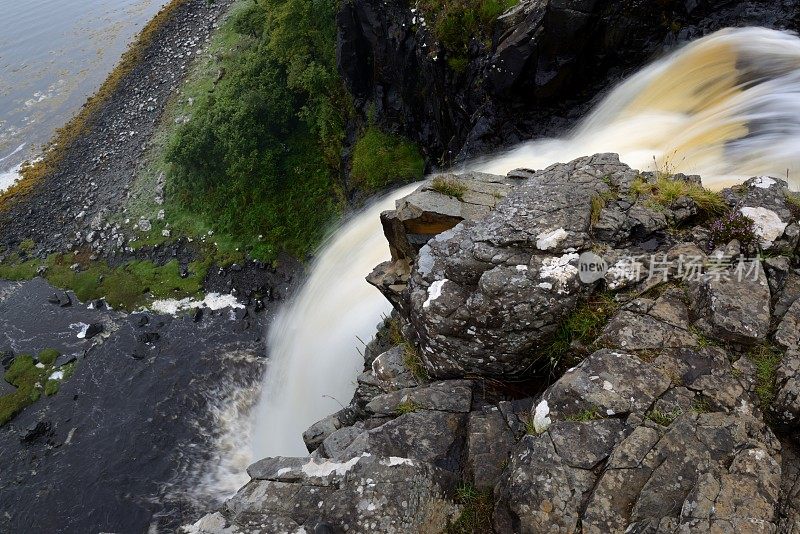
(37, 349, 60, 366)
(431, 176, 468, 200)
(447, 484, 494, 534)
(0, 255, 40, 280)
(396, 400, 419, 414)
(1, 355, 45, 425)
(0, 253, 208, 311)
(350, 126, 425, 190)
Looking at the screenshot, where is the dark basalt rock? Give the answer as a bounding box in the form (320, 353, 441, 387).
(337, 0, 800, 163)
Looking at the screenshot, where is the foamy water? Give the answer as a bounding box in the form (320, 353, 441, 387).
(213, 27, 800, 491)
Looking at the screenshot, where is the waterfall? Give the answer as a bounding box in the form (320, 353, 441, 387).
(250, 27, 800, 459)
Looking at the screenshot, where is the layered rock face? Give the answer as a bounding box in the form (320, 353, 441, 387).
(337, 0, 800, 160)
(191, 155, 800, 533)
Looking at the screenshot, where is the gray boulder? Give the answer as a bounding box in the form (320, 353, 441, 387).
(495, 349, 782, 533)
(189, 455, 459, 533)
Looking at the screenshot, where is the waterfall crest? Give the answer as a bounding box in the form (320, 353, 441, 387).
(251, 27, 800, 458)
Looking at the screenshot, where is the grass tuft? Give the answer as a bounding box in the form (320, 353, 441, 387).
(402, 341, 430, 382)
(646, 407, 683, 426)
(630, 175, 726, 216)
(565, 407, 602, 422)
(540, 292, 619, 370)
(447, 483, 494, 534)
(747, 344, 782, 410)
(431, 176, 468, 200)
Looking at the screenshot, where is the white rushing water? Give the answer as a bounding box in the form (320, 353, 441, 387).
(249, 27, 800, 459)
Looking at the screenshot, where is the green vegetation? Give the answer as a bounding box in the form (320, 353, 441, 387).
(691, 397, 712, 414)
(590, 190, 617, 226)
(630, 175, 727, 216)
(707, 210, 759, 252)
(784, 191, 800, 220)
(127, 0, 356, 261)
(164, 0, 344, 260)
(37, 349, 60, 366)
(747, 344, 783, 410)
(646, 407, 683, 426)
(396, 400, 419, 414)
(690, 326, 719, 348)
(1, 352, 75, 426)
(447, 484, 494, 534)
(403, 341, 430, 382)
(417, 0, 518, 72)
(565, 407, 602, 422)
(386, 316, 430, 382)
(431, 175, 468, 200)
(350, 126, 425, 190)
(0, 254, 207, 310)
(541, 292, 619, 369)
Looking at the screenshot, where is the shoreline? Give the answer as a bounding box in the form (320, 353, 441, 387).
(0, 0, 233, 256)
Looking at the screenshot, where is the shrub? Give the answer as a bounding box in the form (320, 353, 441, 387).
(165, 0, 344, 260)
(707, 210, 759, 252)
(350, 126, 425, 190)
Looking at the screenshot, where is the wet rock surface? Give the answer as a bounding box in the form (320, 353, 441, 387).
(195, 155, 800, 532)
(337, 0, 800, 161)
(0, 277, 276, 533)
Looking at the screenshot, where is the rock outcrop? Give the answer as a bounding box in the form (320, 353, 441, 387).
(337, 0, 800, 161)
(192, 155, 800, 533)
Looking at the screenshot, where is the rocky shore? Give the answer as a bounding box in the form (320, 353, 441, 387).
(191, 154, 800, 533)
(0, 0, 230, 259)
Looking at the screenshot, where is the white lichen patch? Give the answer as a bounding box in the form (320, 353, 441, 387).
(301, 455, 363, 478)
(423, 279, 447, 309)
(602, 380, 614, 391)
(532, 400, 552, 434)
(516, 265, 529, 272)
(380, 457, 415, 467)
(536, 228, 568, 250)
(752, 176, 776, 189)
(539, 253, 579, 293)
(740, 206, 787, 248)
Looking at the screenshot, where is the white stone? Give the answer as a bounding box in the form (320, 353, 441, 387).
(423, 279, 447, 309)
(536, 228, 568, 250)
(740, 206, 787, 248)
(532, 400, 552, 434)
